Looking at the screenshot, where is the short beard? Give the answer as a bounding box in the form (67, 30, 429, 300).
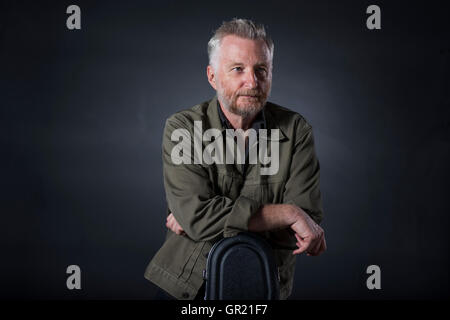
(218, 88, 268, 120)
(228, 101, 263, 118)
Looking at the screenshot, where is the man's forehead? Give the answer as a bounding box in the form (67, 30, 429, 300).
(219, 35, 271, 63)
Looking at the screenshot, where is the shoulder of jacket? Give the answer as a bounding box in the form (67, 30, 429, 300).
(165, 99, 210, 128)
(265, 101, 312, 132)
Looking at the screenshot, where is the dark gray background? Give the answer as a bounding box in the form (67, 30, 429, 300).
(1, 0, 449, 299)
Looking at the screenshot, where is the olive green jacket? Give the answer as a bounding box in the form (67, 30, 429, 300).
(144, 96, 323, 300)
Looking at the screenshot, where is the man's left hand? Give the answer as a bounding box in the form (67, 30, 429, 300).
(166, 213, 185, 236)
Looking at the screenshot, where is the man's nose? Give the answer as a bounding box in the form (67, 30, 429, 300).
(243, 70, 258, 89)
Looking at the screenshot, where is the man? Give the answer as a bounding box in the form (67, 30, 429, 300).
(144, 18, 326, 300)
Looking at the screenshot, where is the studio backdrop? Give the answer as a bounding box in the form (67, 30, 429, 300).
(1, 0, 449, 299)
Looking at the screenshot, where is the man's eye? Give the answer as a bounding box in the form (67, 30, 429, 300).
(257, 68, 267, 75)
(233, 67, 243, 72)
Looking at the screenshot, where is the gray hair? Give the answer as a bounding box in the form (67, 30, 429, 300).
(207, 18, 274, 69)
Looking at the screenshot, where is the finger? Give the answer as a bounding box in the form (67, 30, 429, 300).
(169, 220, 178, 233)
(166, 217, 174, 229)
(294, 233, 305, 245)
(167, 213, 175, 224)
(317, 230, 327, 252)
(293, 238, 303, 254)
(308, 224, 323, 251)
(169, 216, 177, 228)
(174, 220, 183, 231)
(171, 214, 182, 228)
(295, 234, 302, 247)
(317, 235, 327, 254)
(293, 237, 311, 255)
(293, 246, 307, 255)
(307, 233, 323, 256)
(310, 232, 326, 256)
(293, 233, 310, 255)
(294, 232, 314, 253)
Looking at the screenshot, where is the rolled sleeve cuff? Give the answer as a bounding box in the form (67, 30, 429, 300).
(223, 195, 260, 238)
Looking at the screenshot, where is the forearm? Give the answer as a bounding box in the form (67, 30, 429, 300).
(248, 203, 326, 256)
(248, 204, 298, 232)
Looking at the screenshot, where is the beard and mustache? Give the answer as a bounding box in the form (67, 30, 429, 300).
(217, 85, 270, 118)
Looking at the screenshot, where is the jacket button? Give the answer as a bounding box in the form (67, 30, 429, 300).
(182, 292, 189, 299)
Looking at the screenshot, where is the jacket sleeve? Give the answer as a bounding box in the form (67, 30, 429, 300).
(162, 118, 261, 242)
(282, 119, 324, 225)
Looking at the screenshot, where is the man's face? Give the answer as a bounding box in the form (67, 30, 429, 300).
(208, 35, 273, 118)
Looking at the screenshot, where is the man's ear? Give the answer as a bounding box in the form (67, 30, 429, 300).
(207, 65, 217, 90)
